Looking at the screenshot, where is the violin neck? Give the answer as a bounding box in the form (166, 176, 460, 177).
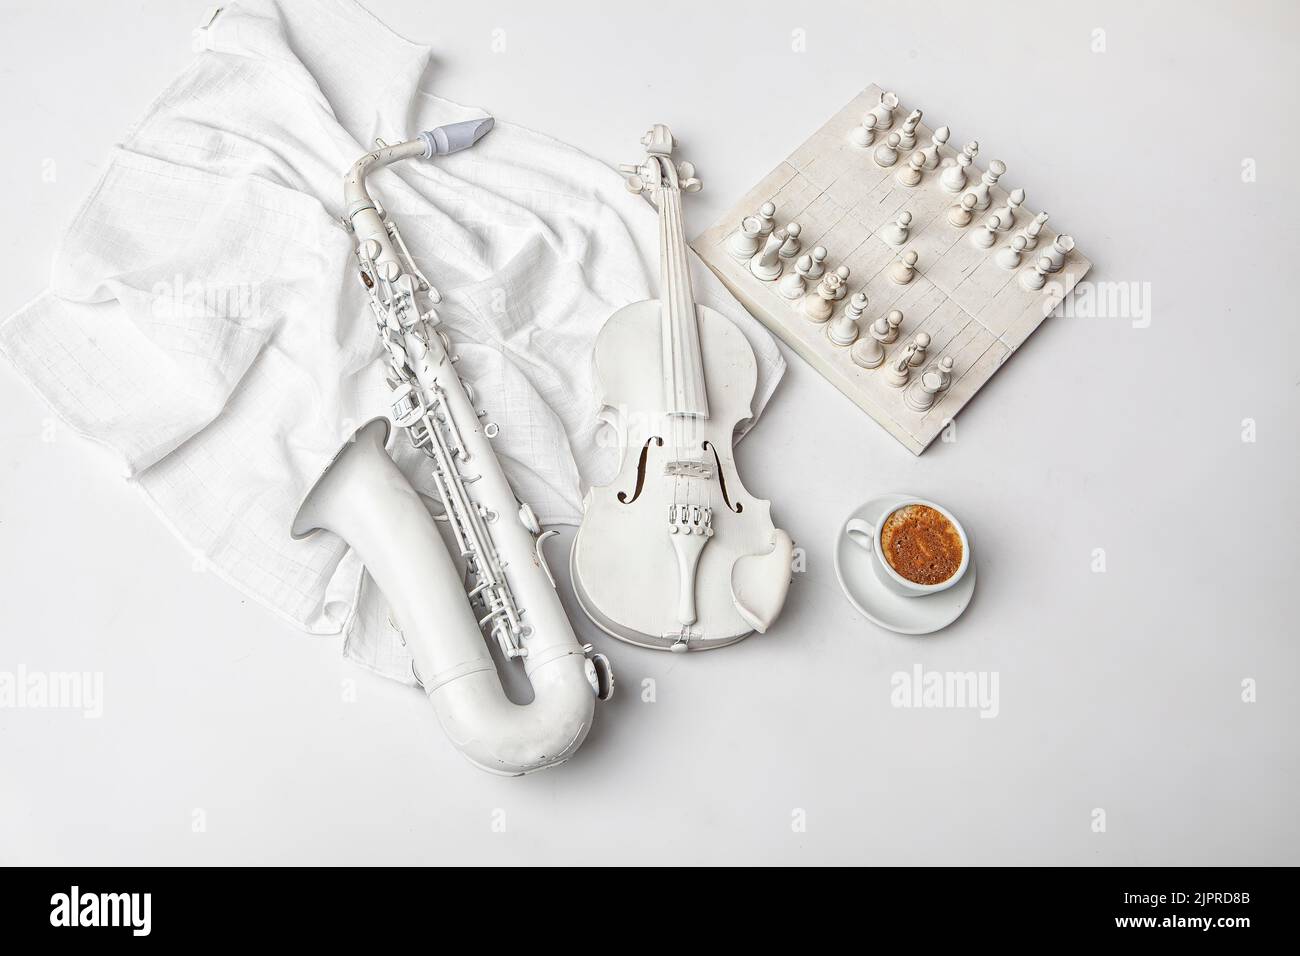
(657, 185, 709, 419)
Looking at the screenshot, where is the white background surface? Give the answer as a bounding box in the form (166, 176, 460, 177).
(1, 0, 1297, 865)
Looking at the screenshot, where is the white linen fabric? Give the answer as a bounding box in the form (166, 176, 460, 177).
(0, 0, 784, 682)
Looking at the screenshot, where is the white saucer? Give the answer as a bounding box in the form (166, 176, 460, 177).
(833, 494, 977, 636)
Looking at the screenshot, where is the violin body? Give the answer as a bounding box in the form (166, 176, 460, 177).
(571, 126, 792, 652)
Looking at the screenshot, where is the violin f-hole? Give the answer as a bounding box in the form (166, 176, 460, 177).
(617, 436, 663, 504)
(704, 441, 743, 513)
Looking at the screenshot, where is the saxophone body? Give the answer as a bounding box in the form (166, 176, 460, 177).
(292, 119, 612, 775)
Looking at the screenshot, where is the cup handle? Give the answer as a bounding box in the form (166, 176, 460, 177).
(845, 518, 876, 553)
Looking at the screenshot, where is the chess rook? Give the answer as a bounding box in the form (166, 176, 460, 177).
(867, 90, 900, 131)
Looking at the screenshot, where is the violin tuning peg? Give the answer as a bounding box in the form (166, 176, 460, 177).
(681, 178, 702, 193)
(676, 161, 695, 179)
(625, 174, 645, 193)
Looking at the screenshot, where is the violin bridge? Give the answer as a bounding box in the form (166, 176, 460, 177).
(663, 459, 714, 479)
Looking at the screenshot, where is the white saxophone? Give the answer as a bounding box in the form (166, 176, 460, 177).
(291, 118, 613, 775)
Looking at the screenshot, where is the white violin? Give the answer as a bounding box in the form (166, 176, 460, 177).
(571, 125, 793, 652)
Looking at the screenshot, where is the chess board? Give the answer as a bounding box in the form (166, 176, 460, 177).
(693, 85, 1092, 455)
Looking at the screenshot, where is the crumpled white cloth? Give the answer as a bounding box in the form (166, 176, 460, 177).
(0, 0, 784, 683)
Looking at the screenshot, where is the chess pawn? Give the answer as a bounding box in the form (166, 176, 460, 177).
(778, 254, 810, 299)
(907, 332, 930, 367)
(991, 188, 1025, 231)
(749, 229, 785, 280)
(906, 356, 955, 412)
(890, 250, 919, 284)
(995, 235, 1028, 270)
(896, 150, 926, 187)
(828, 293, 865, 346)
(963, 159, 1006, 210)
(881, 309, 903, 343)
(885, 345, 915, 387)
(802, 272, 841, 322)
(1043, 234, 1075, 273)
(896, 109, 923, 150)
(806, 245, 828, 279)
(849, 113, 878, 148)
(830, 264, 851, 300)
(882, 210, 912, 246)
(947, 193, 978, 227)
(921, 125, 950, 169)
(726, 215, 763, 260)
(969, 215, 1001, 248)
(1020, 212, 1049, 250)
(779, 222, 802, 260)
(866, 90, 900, 131)
(850, 335, 885, 369)
(873, 132, 902, 167)
(756, 201, 777, 239)
(1020, 256, 1051, 291)
(941, 151, 972, 193)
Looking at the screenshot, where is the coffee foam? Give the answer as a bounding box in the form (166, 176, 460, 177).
(880, 504, 963, 586)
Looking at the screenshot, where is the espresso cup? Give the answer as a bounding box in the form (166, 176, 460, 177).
(845, 498, 971, 597)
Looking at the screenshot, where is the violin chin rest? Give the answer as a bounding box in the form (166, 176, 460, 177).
(730, 529, 794, 634)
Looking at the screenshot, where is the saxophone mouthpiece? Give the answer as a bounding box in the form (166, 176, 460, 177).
(419, 117, 495, 157)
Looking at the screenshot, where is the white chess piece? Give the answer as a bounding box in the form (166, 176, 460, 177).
(948, 193, 978, 227)
(749, 229, 785, 280)
(942, 141, 978, 193)
(896, 150, 926, 187)
(802, 272, 841, 322)
(906, 356, 954, 411)
(832, 265, 850, 299)
(882, 210, 912, 246)
(726, 215, 763, 260)
(963, 159, 1006, 210)
(1020, 212, 1049, 250)
(995, 235, 1028, 270)
(851, 335, 885, 369)
(921, 125, 950, 169)
(779, 222, 802, 260)
(897, 109, 923, 150)
(885, 345, 915, 387)
(828, 292, 865, 346)
(873, 132, 902, 167)
(778, 254, 810, 299)
(890, 250, 919, 284)
(806, 245, 828, 279)
(867, 90, 900, 131)
(907, 332, 930, 367)
(756, 201, 777, 239)
(849, 113, 878, 148)
(1043, 234, 1075, 273)
(882, 309, 903, 342)
(851, 308, 896, 369)
(1020, 255, 1051, 291)
(991, 188, 1025, 231)
(969, 214, 1001, 248)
